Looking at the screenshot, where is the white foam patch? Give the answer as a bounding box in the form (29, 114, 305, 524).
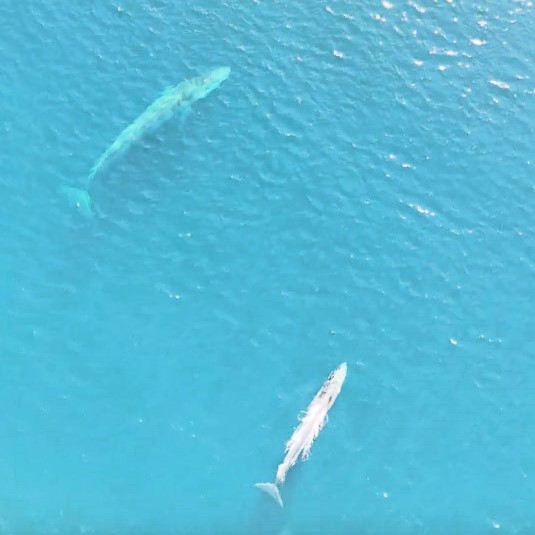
(408, 203, 436, 217)
(490, 79, 510, 89)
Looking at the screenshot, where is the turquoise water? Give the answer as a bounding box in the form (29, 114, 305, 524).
(1, 0, 534, 533)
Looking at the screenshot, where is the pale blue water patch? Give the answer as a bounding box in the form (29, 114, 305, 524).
(0, 0, 533, 533)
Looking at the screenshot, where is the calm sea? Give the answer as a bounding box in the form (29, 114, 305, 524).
(1, 0, 533, 533)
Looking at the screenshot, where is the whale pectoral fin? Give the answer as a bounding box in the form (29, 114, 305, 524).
(178, 105, 192, 128)
(60, 186, 93, 218)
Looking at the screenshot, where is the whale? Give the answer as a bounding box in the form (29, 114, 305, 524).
(256, 362, 347, 508)
(61, 66, 231, 217)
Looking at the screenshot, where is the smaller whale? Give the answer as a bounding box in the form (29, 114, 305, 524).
(61, 66, 231, 217)
(256, 362, 347, 508)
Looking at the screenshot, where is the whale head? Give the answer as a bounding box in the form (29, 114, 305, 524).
(195, 66, 231, 99)
(163, 67, 231, 111)
(176, 66, 231, 106)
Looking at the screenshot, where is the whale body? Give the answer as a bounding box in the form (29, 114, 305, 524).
(255, 362, 347, 508)
(61, 66, 231, 217)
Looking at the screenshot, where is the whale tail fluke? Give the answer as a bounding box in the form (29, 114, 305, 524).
(255, 482, 283, 508)
(60, 186, 93, 218)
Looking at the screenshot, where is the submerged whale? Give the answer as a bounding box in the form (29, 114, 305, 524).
(256, 362, 347, 508)
(61, 66, 231, 217)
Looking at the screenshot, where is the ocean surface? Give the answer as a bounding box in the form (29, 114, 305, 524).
(1, 0, 533, 533)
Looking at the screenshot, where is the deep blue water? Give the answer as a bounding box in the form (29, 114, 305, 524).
(1, 0, 534, 533)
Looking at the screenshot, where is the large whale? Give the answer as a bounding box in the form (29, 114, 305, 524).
(256, 362, 347, 508)
(61, 66, 231, 217)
